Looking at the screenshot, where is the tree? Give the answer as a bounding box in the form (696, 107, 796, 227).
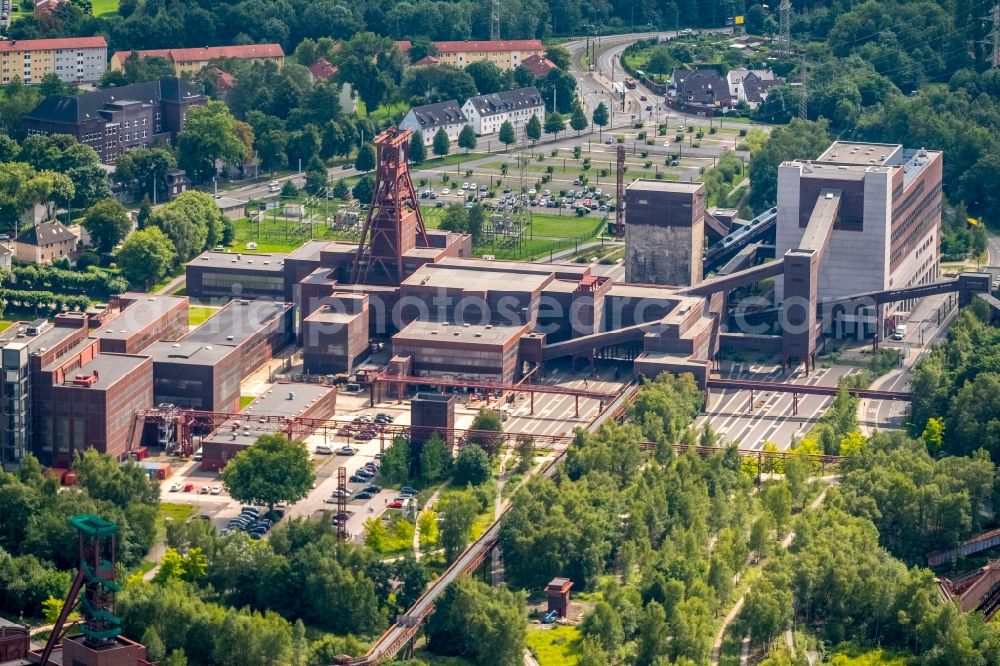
(740, 577, 791, 649)
(922, 417, 944, 453)
(760, 480, 792, 535)
(426, 575, 526, 665)
(515, 435, 534, 473)
(221, 434, 315, 513)
(646, 46, 673, 75)
(749, 514, 772, 562)
(499, 121, 516, 148)
(570, 103, 588, 135)
(635, 601, 670, 666)
(525, 114, 542, 143)
(336, 32, 405, 113)
(580, 601, 624, 653)
(419, 433, 452, 484)
(453, 444, 490, 486)
(83, 198, 132, 253)
(113, 147, 177, 201)
(432, 127, 450, 157)
(354, 142, 376, 172)
(409, 131, 427, 165)
(141, 627, 166, 663)
(304, 156, 328, 194)
(544, 112, 565, 139)
(379, 437, 410, 485)
(749, 118, 831, 210)
(353, 175, 374, 204)
(116, 227, 176, 289)
(177, 101, 248, 183)
(465, 60, 507, 94)
(545, 45, 571, 70)
(438, 492, 478, 562)
(592, 102, 609, 138)
(256, 129, 288, 175)
(458, 125, 477, 153)
(467, 408, 503, 455)
(439, 204, 468, 233)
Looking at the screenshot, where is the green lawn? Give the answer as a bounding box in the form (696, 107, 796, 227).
(229, 213, 354, 254)
(90, 0, 120, 16)
(188, 305, 220, 326)
(415, 152, 488, 170)
(0, 321, 13, 334)
(240, 395, 255, 409)
(157, 502, 194, 539)
(525, 626, 582, 666)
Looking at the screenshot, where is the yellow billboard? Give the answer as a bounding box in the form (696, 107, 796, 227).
(735, 15, 745, 24)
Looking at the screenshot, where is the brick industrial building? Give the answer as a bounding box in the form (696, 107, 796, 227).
(22, 77, 205, 164)
(149, 299, 294, 412)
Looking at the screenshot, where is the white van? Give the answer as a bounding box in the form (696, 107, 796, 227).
(268, 180, 280, 193)
(892, 324, 907, 341)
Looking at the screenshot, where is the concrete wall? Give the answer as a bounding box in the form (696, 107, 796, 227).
(775, 164, 891, 304)
(626, 223, 697, 286)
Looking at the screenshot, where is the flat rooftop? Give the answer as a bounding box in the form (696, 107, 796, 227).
(148, 340, 235, 365)
(190, 250, 286, 271)
(96, 294, 186, 341)
(393, 320, 527, 346)
(437, 256, 589, 278)
(58, 353, 148, 390)
(304, 306, 364, 324)
(0, 321, 81, 355)
(403, 263, 552, 292)
(818, 141, 902, 166)
(185, 299, 291, 346)
(205, 382, 336, 446)
(627, 179, 705, 193)
(286, 239, 331, 262)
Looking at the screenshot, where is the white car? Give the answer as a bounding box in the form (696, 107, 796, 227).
(663, 142, 670, 147)
(528, 188, 537, 195)
(210, 485, 222, 495)
(315, 444, 333, 455)
(462, 182, 469, 189)
(441, 188, 450, 195)
(169, 482, 182, 492)
(543, 189, 551, 196)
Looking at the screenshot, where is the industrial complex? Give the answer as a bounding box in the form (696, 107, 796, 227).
(0, 128, 992, 477)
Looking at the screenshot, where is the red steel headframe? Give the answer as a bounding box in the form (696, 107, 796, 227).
(350, 127, 430, 285)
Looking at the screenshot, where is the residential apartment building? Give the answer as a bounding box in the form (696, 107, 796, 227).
(461, 86, 545, 136)
(0, 37, 107, 85)
(432, 40, 544, 70)
(110, 43, 284, 75)
(399, 100, 468, 146)
(22, 77, 204, 165)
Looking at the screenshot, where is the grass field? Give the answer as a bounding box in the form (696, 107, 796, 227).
(525, 626, 582, 666)
(90, 0, 120, 16)
(157, 502, 194, 539)
(188, 305, 220, 326)
(240, 395, 255, 409)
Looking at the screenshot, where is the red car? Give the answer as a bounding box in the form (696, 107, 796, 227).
(387, 500, 404, 509)
(183, 483, 194, 492)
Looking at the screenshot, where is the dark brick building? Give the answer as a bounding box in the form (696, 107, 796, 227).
(22, 77, 204, 165)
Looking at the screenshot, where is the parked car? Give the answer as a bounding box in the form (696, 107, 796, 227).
(387, 500, 404, 509)
(355, 491, 373, 500)
(364, 485, 382, 494)
(199, 486, 209, 494)
(315, 444, 333, 455)
(349, 474, 367, 483)
(210, 485, 222, 495)
(169, 482, 182, 492)
(337, 446, 358, 455)
(375, 412, 394, 423)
